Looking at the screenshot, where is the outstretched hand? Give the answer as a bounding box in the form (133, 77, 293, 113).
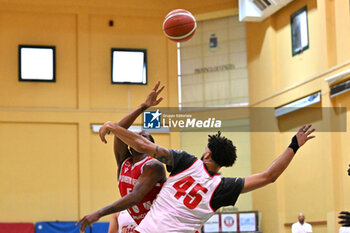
(76, 211, 100, 232)
(339, 211, 350, 227)
(142, 81, 165, 108)
(296, 124, 316, 147)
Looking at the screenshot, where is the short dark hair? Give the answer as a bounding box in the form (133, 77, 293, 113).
(141, 131, 155, 143)
(207, 131, 236, 167)
(147, 133, 155, 143)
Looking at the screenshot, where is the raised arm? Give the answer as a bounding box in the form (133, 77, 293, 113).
(241, 125, 315, 193)
(99, 122, 172, 166)
(77, 160, 165, 232)
(112, 81, 164, 169)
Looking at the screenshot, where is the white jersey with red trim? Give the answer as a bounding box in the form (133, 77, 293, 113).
(118, 156, 163, 225)
(135, 159, 221, 233)
(118, 210, 137, 233)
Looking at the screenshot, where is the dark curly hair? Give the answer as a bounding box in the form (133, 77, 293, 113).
(207, 131, 237, 167)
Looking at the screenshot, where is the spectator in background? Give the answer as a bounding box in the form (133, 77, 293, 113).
(292, 213, 312, 233)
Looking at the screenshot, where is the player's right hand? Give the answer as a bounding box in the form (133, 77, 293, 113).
(76, 211, 101, 232)
(142, 81, 164, 108)
(99, 121, 114, 144)
(295, 124, 315, 147)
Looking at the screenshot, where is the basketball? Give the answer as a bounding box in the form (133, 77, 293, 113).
(163, 9, 197, 42)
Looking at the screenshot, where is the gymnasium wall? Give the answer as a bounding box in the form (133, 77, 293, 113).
(0, 0, 159, 222)
(0, 0, 239, 223)
(246, 0, 350, 232)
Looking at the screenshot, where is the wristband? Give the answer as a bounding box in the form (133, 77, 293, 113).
(288, 135, 299, 153)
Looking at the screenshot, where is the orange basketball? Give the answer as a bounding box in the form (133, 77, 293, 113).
(163, 9, 197, 42)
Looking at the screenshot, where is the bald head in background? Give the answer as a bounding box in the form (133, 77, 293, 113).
(292, 213, 312, 233)
(298, 213, 305, 224)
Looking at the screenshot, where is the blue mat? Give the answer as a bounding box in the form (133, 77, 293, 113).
(36, 222, 90, 233)
(35, 221, 109, 233)
(90, 223, 109, 233)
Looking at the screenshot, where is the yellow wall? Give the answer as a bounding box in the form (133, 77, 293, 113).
(0, 11, 78, 108)
(0, 123, 79, 221)
(247, 0, 350, 232)
(332, 93, 350, 220)
(0, 0, 181, 222)
(0, 0, 239, 223)
(334, 0, 350, 64)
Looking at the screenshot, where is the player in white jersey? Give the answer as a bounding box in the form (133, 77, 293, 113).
(98, 118, 315, 232)
(134, 153, 225, 232)
(108, 210, 137, 233)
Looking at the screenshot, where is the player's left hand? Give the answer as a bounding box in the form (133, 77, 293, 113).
(76, 211, 100, 232)
(339, 211, 350, 227)
(142, 80, 165, 108)
(296, 124, 315, 147)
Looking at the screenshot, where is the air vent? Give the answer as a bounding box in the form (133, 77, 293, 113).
(252, 0, 272, 11)
(274, 92, 321, 117)
(330, 80, 350, 98)
(239, 0, 294, 22)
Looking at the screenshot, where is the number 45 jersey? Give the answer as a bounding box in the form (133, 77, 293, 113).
(135, 150, 245, 233)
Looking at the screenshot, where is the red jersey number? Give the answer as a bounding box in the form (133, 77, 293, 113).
(172, 176, 208, 209)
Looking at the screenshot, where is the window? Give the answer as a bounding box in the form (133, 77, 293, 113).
(291, 6, 309, 56)
(19, 45, 56, 82)
(111, 48, 147, 84)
